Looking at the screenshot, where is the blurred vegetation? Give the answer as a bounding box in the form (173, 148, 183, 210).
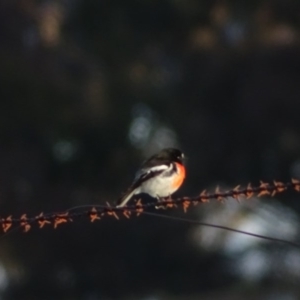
(0, 0, 300, 299)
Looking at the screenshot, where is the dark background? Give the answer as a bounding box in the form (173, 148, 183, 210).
(1, 0, 300, 299)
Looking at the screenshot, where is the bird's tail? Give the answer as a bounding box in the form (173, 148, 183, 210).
(116, 188, 138, 207)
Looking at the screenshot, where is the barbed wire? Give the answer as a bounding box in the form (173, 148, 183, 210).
(0, 179, 299, 236)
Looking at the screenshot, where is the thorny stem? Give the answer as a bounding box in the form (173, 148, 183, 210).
(0, 179, 299, 247)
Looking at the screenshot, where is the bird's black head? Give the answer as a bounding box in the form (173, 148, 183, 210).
(156, 148, 185, 164)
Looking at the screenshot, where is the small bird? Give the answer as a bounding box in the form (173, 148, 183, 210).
(117, 148, 186, 207)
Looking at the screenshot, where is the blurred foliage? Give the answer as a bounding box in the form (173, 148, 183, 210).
(0, 0, 300, 299)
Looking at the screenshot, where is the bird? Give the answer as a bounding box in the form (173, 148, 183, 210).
(117, 148, 186, 207)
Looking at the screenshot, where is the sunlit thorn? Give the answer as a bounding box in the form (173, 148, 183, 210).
(54, 217, 67, 229)
(20, 214, 31, 232)
(273, 180, 286, 193)
(246, 183, 254, 199)
(123, 210, 131, 219)
(57, 212, 69, 217)
(215, 186, 224, 202)
(112, 211, 119, 220)
(257, 190, 271, 197)
(37, 212, 51, 228)
(166, 202, 176, 209)
(89, 207, 100, 222)
(135, 208, 144, 216)
(164, 196, 175, 208)
(200, 190, 209, 203)
(23, 224, 31, 232)
(233, 185, 240, 191)
(157, 199, 174, 209)
(36, 212, 44, 219)
(232, 185, 241, 202)
(257, 181, 271, 197)
(292, 178, 300, 192)
(135, 199, 144, 216)
(136, 199, 142, 207)
(104, 202, 120, 219)
(165, 195, 173, 202)
(106, 209, 119, 220)
(182, 199, 190, 213)
(259, 180, 270, 189)
(53, 213, 72, 229)
(2, 216, 12, 233)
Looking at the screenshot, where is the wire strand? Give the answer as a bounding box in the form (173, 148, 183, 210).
(139, 210, 300, 248)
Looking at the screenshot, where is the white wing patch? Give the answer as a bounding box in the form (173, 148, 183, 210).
(137, 163, 177, 198)
(118, 163, 180, 207)
(134, 164, 169, 180)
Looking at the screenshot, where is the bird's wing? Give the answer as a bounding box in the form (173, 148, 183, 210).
(117, 164, 169, 207)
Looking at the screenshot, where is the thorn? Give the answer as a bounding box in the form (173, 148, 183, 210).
(89, 208, 100, 222)
(135, 208, 143, 216)
(163, 196, 176, 208)
(259, 180, 270, 188)
(233, 185, 240, 191)
(215, 186, 224, 202)
(54, 216, 68, 229)
(57, 212, 69, 217)
(123, 210, 131, 219)
(273, 181, 286, 193)
(23, 225, 31, 232)
(36, 212, 43, 219)
(20, 214, 31, 232)
(232, 185, 241, 202)
(166, 202, 176, 209)
(104, 204, 117, 218)
(246, 183, 254, 199)
(257, 190, 270, 197)
(2, 216, 12, 233)
(165, 195, 173, 202)
(292, 178, 300, 192)
(53, 213, 72, 229)
(135, 199, 144, 216)
(37, 212, 51, 228)
(106, 210, 119, 220)
(200, 190, 209, 202)
(291, 178, 300, 184)
(182, 199, 190, 213)
(54, 219, 67, 229)
(112, 211, 119, 220)
(257, 181, 271, 197)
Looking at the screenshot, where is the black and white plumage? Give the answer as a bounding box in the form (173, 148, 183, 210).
(117, 148, 186, 207)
